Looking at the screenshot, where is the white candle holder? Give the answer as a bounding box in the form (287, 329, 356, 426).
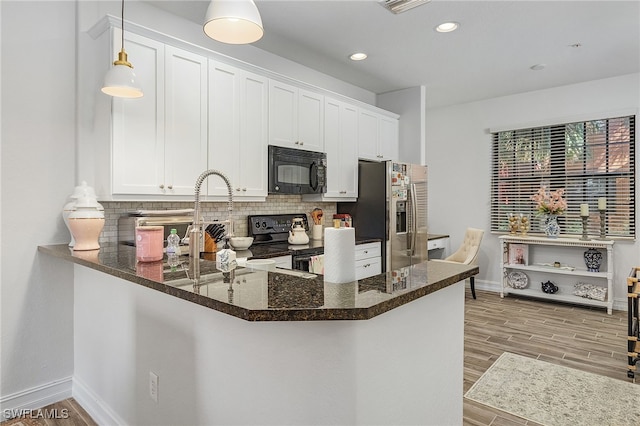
(580, 216, 589, 240)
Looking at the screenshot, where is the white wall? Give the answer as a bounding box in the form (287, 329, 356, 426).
(378, 86, 426, 164)
(426, 73, 640, 309)
(0, 0, 76, 413)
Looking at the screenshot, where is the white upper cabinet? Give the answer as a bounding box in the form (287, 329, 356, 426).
(378, 114, 399, 161)
(111, 31, 207, 197)
(208, 61, 268, 200)
(358, 108, 399, 162)
(305, 97, 358, 201)
(163, 46, 208, 195)
(269, 80, 324, 152)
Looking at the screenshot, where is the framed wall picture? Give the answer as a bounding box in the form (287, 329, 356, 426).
(508, 244, 528, 265)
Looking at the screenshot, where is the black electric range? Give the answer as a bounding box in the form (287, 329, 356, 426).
(248, 213, 325, 270)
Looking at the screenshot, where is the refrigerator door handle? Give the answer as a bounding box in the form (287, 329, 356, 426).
(410, 183, 418, 255)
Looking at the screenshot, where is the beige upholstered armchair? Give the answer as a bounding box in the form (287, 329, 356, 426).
(442, 228, 484, 299)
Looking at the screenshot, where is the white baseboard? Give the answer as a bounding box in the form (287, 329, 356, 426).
(72, 376, 127, 426)
(0, 377, 72, 421)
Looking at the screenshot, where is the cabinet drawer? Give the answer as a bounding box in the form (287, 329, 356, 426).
(355, 242, 381, 261)
(428, 238, 446, 250)
(356, 257, 382, 280)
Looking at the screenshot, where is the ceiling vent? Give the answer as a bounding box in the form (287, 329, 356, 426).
(381, 0, 431, 14)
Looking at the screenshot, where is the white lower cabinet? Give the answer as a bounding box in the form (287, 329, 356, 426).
(355, 242, 382, 280)
(111, 31, 208, 196)
(499, 235, 614, 314)
(208, 61, 268, 200)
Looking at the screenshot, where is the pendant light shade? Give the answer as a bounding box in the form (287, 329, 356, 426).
(203, 0, 264, 44)
(101, 0, 143, 98)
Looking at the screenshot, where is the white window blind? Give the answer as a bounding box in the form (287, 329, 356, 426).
(490, 115, 636, 238)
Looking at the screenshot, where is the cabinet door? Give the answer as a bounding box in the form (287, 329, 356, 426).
(269, 80, 323, 152)
(164, 46, 208, 195)
(358, 109, 380, 161)
(378, 115, 399, 161)
(209, 61, 267, 199)
(112, 31, 165, 195)
(324, 98, 358, 198)
(297, 89, 324, 152)
(268, 80, 298, 148)
(238, 70, 268, 197)
(323, 98, 342, 197)
(340, 104, 359, 197)
(208, 61, 240, 196)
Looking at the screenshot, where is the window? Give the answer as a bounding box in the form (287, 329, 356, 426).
(491, 115, 636, 239)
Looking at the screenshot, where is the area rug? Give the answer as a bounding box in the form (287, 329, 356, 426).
(464, 352, 640, 426)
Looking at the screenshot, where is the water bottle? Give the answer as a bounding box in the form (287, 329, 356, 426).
(167, 229, 181, 268)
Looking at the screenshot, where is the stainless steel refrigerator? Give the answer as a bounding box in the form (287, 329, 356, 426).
(338, 160, 428, 273)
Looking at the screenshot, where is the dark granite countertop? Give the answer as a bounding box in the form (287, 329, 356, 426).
(39, 243, 478, 322)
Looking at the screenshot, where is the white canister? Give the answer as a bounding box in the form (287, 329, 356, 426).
(312, 224, 323, 240)
(63, 181, 104, 247)
(68, 195, 105, 251)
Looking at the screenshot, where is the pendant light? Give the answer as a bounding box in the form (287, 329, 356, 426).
(203, 0, 264, 44)
(101, 0, 143, 98)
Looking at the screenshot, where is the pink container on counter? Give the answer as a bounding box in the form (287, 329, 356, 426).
(136, 226, 164, 262)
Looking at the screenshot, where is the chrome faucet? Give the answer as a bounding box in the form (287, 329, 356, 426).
(189, 170, 234, 279)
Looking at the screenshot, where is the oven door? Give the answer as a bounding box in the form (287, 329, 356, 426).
(268, 145, 326, 194)
(292, 252, 324, 273)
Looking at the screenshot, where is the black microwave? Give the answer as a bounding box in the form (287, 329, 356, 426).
(268, 145, 327, 194)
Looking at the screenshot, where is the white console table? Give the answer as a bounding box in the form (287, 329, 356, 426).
(499, 235, 614, 314)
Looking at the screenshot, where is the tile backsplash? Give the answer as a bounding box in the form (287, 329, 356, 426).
(99, 195, 337, 244)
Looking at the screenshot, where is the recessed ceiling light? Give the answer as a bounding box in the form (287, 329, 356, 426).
(435, 22, 459, 33)
(350, 52, 368, 61)
(530, 64, 546, 71)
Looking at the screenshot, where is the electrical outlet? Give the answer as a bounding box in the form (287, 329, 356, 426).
(149, 371, 159, 403)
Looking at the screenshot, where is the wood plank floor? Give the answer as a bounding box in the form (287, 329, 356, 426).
(1, 288, 633, 426)
(463, 289, 632, 426)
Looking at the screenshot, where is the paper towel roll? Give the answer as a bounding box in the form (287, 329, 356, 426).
(323, 227, 356, 283)
(324, 281, 356, 307)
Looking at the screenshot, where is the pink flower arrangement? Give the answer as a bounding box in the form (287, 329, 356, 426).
(531, 186, 567, 215)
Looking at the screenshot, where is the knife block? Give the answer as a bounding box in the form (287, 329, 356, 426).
(204, 233, 217, 253)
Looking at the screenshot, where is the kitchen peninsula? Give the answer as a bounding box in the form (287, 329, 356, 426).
(40, 244, 477, 425)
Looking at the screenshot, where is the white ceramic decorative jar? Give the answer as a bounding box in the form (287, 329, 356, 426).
(62, 181, 103, 247)
(68, 195, 105, 251)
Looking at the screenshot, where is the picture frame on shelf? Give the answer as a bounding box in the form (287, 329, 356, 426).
(508, 243, 528, 265)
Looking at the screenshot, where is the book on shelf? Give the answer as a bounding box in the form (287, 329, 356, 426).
(508, 243, 528, 265)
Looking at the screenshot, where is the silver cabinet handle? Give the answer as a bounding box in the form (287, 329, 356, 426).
(242, 188, 247, 192)
(159, 184, 165, 189)
(167, 185, 173, 190)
